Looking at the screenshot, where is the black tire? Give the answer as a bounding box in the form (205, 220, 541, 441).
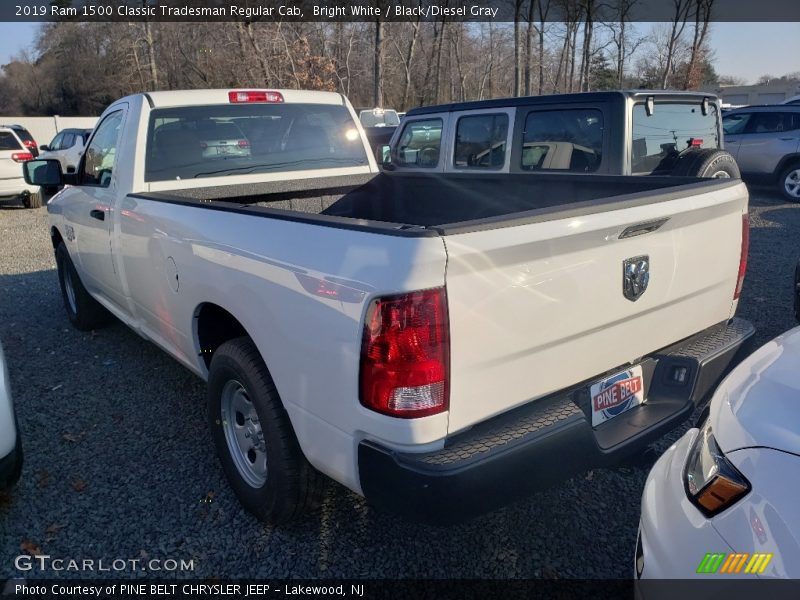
(26, 191, 42, 209)
(672, 148, 741, 179)
(2, 421, 23, 489)
(779, 163, 800, 202)
(207, 337, 323, 524)
(55, 242, 113, 331)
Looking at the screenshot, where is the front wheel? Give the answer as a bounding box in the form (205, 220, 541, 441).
(207, 337, 323, 524)
(779, 164, 800, 202)
(55, 243, 113, 331)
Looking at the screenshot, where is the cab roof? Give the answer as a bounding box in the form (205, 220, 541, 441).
(133, 89, 346, 109)
(405, 90, 719, 117)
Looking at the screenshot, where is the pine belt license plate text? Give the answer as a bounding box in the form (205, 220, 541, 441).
(590, 365, 645, 427)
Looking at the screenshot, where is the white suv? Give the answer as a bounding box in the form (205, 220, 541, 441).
(0, 341, 21, 490)
(39, 128, 92, 174)
(0, 126, 41, 208)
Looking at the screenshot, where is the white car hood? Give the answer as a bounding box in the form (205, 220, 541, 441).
(711, 326, 800, 456)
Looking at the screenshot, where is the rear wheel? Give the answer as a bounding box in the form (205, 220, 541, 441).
(26, 192, 42, 208)
(672, 148, 741, 179)
(55, 243, 113, 331)
(207, 337, 323, 524)
(779, 164, 800, 202)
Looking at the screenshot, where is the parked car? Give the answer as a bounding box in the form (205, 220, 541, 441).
(0, 341, 22, 490)
(0, 124, 39, 157)
(636, 325, 800, 579)
(384, 91, 740, 179)
(0, 126, 41, 208)
(359, 108, 401, 129)
(722, 105, 800, 201)
(39, 128, 92, 173)
(781, 95, 800, 106)
(358, 108, 401, 156)
(25, 88, 753, 524)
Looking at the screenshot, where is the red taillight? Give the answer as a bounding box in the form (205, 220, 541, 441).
(734, 214, 749, 299)
(22, 140, 36, 149)
(238, 139, 250, 148)
(360, 288, 450, 418)
(228, 90, 284, 104)
(11, 152, 33, 163)
(690, 138, 704, 147)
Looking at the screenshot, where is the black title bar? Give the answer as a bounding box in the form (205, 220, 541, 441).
(3, 0, 800, 22)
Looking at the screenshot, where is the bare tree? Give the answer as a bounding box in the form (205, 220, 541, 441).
(661, 0, 693, 89)
(683, 0, 714, 89)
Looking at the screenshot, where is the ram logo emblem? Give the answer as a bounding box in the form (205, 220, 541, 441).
(623, 256, 650, 302)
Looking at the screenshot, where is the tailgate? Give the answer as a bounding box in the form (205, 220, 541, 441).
(0, 152, 22, 180)
(443, 181, 748, 434)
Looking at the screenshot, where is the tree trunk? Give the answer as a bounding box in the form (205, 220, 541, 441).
(524, 0, 538, 96)
(144, 20, 158, 89)
(373, 20, 383, 106)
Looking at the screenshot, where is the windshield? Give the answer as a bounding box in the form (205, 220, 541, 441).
(145, 103, 368, 182)
(360, 109, 400, 128)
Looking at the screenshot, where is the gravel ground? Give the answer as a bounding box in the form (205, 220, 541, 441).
(0, 188, 798, 580)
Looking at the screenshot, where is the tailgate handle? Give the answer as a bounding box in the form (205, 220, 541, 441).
(619, 218, 669, 239)
(90, 209, 105, 221)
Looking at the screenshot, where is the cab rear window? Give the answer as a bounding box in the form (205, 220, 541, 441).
(144, 103, 368, 182)
(0, 131, 22, 151)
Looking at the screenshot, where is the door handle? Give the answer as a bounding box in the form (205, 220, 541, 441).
(90, 209, 105, 221)
(780, 137, 796, 141)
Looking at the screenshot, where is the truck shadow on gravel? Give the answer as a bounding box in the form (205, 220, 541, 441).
(0, 267, 651, 579)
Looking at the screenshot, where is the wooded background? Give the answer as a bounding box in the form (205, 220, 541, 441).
(0, 0, 760, 116)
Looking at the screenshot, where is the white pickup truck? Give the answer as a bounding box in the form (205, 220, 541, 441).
(24, 89, 754, 523)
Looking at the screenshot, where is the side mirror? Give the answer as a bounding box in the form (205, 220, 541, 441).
(39, 144, 50, 152)
(23, 159, 64, 187)
(376, 144, 393, 169)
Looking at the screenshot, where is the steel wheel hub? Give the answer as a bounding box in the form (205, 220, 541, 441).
(220, 379, 268, 487)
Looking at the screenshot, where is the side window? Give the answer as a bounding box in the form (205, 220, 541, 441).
(81, 111, 124, 187)
(49, 132, 65, 151)
(62, 133, 76, 149)
(631, 103, 719, 175)
(748, 112, 789, 134)
(394, 118, 443, 168)
(521, 109, 603, 172)
(722, 113, 751, 135)
(454, 114, 509, 169)
(0, 131, 21, 150)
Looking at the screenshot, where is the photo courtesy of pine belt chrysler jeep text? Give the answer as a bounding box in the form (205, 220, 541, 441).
(24, 88, 754, 523)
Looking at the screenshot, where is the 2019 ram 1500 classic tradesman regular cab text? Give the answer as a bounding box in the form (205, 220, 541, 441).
(24, 89, 754, 524)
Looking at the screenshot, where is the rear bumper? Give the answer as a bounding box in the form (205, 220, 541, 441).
(0, 177, 34, 198)
(358, 318, 755, 522)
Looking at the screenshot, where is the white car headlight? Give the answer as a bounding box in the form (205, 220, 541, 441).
(684, 420, 751, 517)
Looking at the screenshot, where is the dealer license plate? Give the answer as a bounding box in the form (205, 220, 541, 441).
(589, 365, 645, 427)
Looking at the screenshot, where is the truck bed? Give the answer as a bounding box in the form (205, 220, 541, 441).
(138, 172, 732, 234)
